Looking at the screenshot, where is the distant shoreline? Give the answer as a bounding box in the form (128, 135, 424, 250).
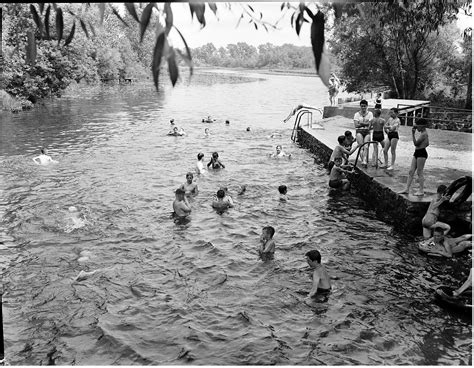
(195, 66, 317, 77)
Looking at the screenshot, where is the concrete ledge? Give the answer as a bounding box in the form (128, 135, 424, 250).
(296, 117, 472, 235)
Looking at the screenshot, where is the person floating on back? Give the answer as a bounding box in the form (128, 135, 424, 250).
(420, 227, 471, 258)
(328, 157, 352, 190)
(180, 172, 198, 197)
(278, 185, 288, 202)
(207, 152, 225, 170)
(398, 119, 429, 196)
(33, 147, 58, 165)
(173, 188, 191, 219)
(305, 249, 331, 298)
(421, 185, 451, 239)
(259, 226, 276, 261)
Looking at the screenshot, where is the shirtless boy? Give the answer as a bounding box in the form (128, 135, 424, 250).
(421, 184, 451, 238)
(207, 152, 225, 169)
(173, 188, 191, 218)
(212, 189, 233, 211)
(422, 227, 472, 258)
(33, 148, 58, 165)
(329, 157, 352, 190)
(180, 172, 198, 196)
(328, 135, 359, 172)
(305, 249, 331, 297)
(259, 226, 276, 261)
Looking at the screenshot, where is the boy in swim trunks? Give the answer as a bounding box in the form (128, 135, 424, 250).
(398, 119, 429, 196)
(371, 109, 385, 168)
(328, 135, 359, 172)
(353, 100, 373, 167)
(422, 227, 472, 258)
(305, 249, 331, 297)
(421, 184, 451, 239)
(329, 157, 352, 190)
(259, 226, 276, 261)
(173, 188, 191, 218)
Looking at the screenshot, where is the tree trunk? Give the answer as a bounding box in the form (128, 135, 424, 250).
(465, 66, 472, 110)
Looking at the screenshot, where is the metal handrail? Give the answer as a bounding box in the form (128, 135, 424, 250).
(352, 140, 378, 168)
(291, 110, 313, 141)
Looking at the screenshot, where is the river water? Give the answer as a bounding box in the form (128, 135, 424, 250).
(0, 69, 471, 365)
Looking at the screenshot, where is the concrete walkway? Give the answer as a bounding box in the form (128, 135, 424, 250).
(304, 115, 472, 203)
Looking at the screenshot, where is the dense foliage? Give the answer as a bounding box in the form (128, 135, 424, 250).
(1, 1, 471, 110)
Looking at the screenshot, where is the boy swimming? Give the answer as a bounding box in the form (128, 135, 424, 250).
(305, 249, 331, 297)
(259, 226, 276, 261)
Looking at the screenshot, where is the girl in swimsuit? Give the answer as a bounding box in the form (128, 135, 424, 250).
(381, 108, 400, 170)
(353, 100, 373, 167)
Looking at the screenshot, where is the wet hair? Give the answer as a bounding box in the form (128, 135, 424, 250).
(437, 184, 447, 194)
(263, 226, 275, 238)
(40, 148, 45, 154)
(186, 172, 193, 178)
(337, 135, 345, 144)
(416, 118, 428, 126)
(175, 188, 185, 196)
(246, 127, 251, 131)
(170, 119, 175, 123)
(216, 189, 225, 199)
(374, 109, 381, 117)
(305, 249, 321, 263)
(212, 152, 219, 158)
(197, 153, 204, 160)
(360, 99, 368, 106)
(344, 131, 353, 137)
(225, 120, 230, 124)
(390, 107, 398, 114)
(278, 185, 287, 194)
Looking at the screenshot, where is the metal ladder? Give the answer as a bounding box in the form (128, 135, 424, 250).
(290, 109, 313, 142)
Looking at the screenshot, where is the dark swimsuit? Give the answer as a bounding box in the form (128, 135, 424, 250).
(329, 179, 343, 189)
(388, 131, 399, 140)
(356, 128, 370, 138)
(372, 131, 384, 142)
(317, 287, 331, 294)
(414, 148, 428, 159)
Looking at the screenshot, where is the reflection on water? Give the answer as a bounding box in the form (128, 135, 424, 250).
(0, 70, 471, 365)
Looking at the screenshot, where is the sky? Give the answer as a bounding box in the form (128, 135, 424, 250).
(167, 2, 312, 48)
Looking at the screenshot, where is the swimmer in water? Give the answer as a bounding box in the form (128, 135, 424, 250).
(259, 226, 276, 261)
(173, 188, 191, 218)
(65, 206, 88, 233)
(180, 172, 198, 196)
(196, 152, 206, 175)
(305, 249, 331, 297)
(270, 145, 291, 158)
(207, 152, 225, 170)
(278, 185, 288, 202)
(204, 128, 211, 137)
(212, 189, 233, 211)
(32, 148, 58, 165)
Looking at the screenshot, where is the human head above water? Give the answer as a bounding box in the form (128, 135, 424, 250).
(186, 172, 194, 180)
(262, 226, 275, 239)
(305, 249, 321, 263)
(278, 185, 287, 195)
(216, 189, 225, 199)
(197, 152, 204, 160)
(225, 120, 230, 125)
(40, 147, 46, 154)
(212, 152, 219, 159)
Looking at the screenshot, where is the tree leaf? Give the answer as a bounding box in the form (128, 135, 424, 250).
(190, 3, 206, 27)
(112, 7, 129, 27)
(45, 5, 51, 39)
(80, 19, 89, 38)
(174, 26, 193, 78)
(164, 3, 173, 35)
(64, 20, 76, 46)
(151, 31, 166, 91)
(98, 3, 106, 25)
(56, 7, 64, 44)
(140, 2, 155, 42)
(125, 3, 140, 22)
(30, 4, 44, 36)
(168, 48, 179, 86)
(25, 30, 37, 65)
(208, 3, 217, 15)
